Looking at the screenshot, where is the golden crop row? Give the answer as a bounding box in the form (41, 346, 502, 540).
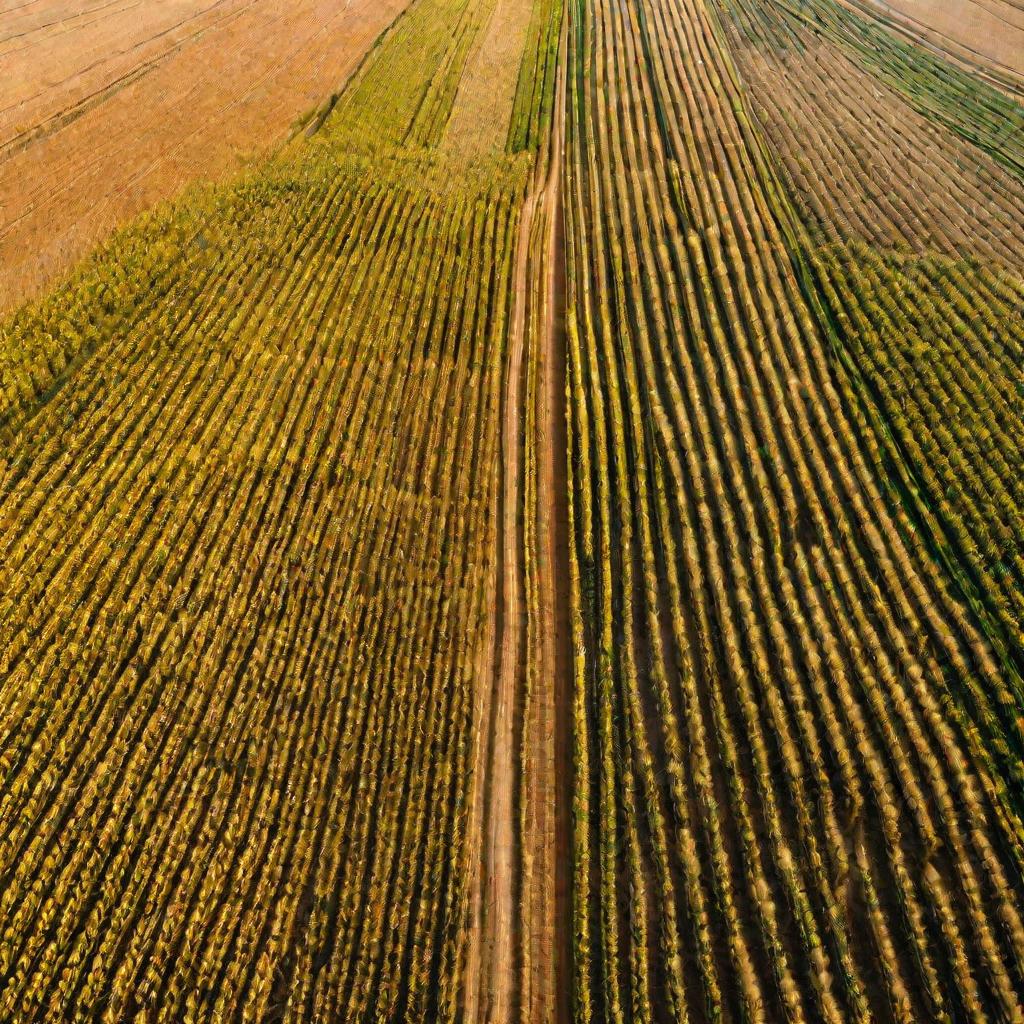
(0, 0, 559, 1014)
(563, 0, 1024, 1020)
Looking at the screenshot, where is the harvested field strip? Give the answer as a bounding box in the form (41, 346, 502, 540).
(849, 0, 1024, 96)
(0, 0, 415, 312)
(0, 0, 252, 153)
(757, 0, 1024, 177)
(442, 0, 537, 161)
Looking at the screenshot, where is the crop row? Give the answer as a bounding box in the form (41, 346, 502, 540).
(563, 0, 1024, 1020)
(0, 0, 563, 1012)
(507, 0, 564, 153)
(713, 0, 1024, 798)
(0, 153, 519, 1021)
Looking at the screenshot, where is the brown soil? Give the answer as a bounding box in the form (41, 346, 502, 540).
(852, 0, 1024, 89)
(462, 18, 568, 1022)
(518, 20, 570, 1021)
(0, 0, 411, 312)
(464, 143, 533, 1024)
(532, 67, 571, 1024)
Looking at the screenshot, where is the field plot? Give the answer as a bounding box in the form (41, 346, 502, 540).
(563, 0, 1024, 1020)
(714, 0, 1024, 795)
(0, 0, 411, 311)
(855, 0, 1024, 88)
(2, 0, 1024, 1019)
(0, 0, 559, 1016)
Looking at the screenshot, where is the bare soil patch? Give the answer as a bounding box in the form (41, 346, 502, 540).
(856, 0, 1024, 88)
(0, 0, 411, 311)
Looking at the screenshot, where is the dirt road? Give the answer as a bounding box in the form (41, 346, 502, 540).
(463, 15, 568, 1022)
(462, 156, 534, 1024)
(528, 29, 571, 1021)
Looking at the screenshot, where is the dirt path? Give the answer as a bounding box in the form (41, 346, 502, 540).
(463, 165, 533, 1024)
(530, 26, 571, 1022)
(463, 16, 568, 1022)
